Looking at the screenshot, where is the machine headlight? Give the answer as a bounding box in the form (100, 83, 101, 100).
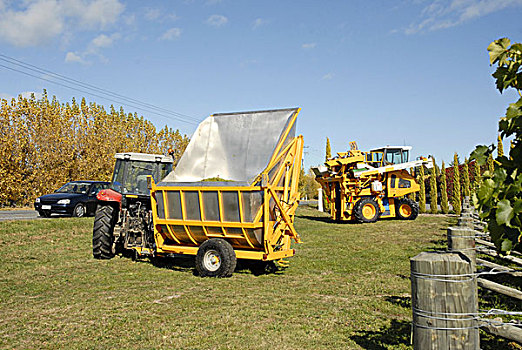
(57, 199, 70, 205)
(35, 198, 40, 203)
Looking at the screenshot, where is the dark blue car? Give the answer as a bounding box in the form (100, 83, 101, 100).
(34, 181, 110, 217)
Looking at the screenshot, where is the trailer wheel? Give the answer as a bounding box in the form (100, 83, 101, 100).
(196, 239, 237, 277)
(354, 198, 380, 223)
(395, 198, 419, 220)
(93, 204, 117, 259)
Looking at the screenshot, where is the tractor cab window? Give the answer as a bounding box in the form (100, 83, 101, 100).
(111, 159, 172, 195)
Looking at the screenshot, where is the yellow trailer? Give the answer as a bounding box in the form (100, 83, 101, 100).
(147, 108, 303, 277)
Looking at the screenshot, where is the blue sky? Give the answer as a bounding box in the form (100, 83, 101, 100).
(0, 0, 521, 168)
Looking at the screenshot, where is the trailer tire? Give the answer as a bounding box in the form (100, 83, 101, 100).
(354, 198, 380, 223)
(196, 239, 237, 277)
(395, 198, 419, 220)
(93, 204, 117, 259)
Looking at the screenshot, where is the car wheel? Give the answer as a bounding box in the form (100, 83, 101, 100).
(73, 203, 86, 217)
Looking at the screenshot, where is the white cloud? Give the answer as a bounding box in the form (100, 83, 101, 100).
(0, 0, 125, 47)
(20, 91, 44, 100)
(206, 14, 228, 27)
(161, 27, 182, 40)
(322, 73, 334, 80)
(145, 8, 161, 20)
(65, 32, 120, 64)
(0, 0, 63, 47)
(91, 33, 117, 48)
(302, 43, 316, 49)
(405, 0, 522, 34)
(252, 18, 266, 29)
(65, 51, 85, 63)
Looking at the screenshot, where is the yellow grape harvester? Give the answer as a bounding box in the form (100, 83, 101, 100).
(313, 141, 433, 223)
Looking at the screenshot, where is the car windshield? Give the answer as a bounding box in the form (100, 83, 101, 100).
(111, 159, 172, 195)
(56, 182, 91, 194)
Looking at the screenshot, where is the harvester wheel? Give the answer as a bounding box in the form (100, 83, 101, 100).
(93, 204, 117, 259)
(354, 198, 380, 223)
(395, 198, 419, 220)
(196, 239, 237, 278)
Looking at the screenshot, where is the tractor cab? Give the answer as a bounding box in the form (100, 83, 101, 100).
(367, 146, 411, 167)
(111, 153, 173, 196)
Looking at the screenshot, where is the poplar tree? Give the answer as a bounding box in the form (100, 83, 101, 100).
(473, 160, 482, 193)
(463, 158, 470, 197)
(452, 153, 461, 215)
(410, 168, 416, 201)
(326, 137, 331, 160)
(429, 158, 438, 213)
(440, 161, 449, 214)
(487, 153, 494, 174)
(497, 134, 504, 157)
(418, 165, 426, 213)
(323, 137, 332, 210)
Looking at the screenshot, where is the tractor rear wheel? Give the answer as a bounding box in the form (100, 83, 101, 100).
(93, 204, 117, 259)
(395, 198, 419, 220)
(354, 198, 380, 223)
(196, 239, 237, 277)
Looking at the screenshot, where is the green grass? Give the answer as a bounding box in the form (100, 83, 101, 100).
(0, 208, 514, 349)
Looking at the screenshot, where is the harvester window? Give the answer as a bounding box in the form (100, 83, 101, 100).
(402, 150, 410, 163)
(399, 178, 411, 188)
(385, 150, 402, 165)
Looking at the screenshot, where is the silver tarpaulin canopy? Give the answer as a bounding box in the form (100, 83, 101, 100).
(161, 108, 299, 183)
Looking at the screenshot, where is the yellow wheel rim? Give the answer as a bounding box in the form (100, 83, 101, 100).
(399, 204, 412, 217)
(362, 203, 376, 219)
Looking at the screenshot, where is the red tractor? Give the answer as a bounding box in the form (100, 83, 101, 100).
(92, 152, 173, 259)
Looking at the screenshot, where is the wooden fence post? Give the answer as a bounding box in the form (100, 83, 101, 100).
(411, 251, 479, 349)
(447, 226, 476, 269)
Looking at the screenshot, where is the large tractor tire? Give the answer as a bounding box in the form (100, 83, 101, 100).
(196, 238, 237, 277)
(395, 198, 419, 220)
(354, 198, 380, 223)
(93, 204, 117, 259)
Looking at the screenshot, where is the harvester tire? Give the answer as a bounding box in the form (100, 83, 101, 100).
(196, 239, 237, 278)
(395, 198, 419, 220)
(93, 204, 117, 259)
(354, 198, 380, 223)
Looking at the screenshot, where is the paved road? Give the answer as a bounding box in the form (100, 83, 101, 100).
(0, 210, 40, 221)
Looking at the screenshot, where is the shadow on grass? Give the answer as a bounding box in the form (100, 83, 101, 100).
(132, 254, 283, 277)
(296, 214, 335, 223)
(385, 295, 411, 309)
(350, 319, 411, 350)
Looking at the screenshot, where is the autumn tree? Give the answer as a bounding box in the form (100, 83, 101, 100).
(452, 153, 461, 215)
(462, 158, 471, 198)
(440, 161, 449, 214)
(418, 165, 426, 213)
(0, 91, 189, 207)
(429, 158, 438, 213)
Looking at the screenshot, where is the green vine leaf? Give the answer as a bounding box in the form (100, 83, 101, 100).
(496, 199, 514, 226)
(488, 38, 511, 65)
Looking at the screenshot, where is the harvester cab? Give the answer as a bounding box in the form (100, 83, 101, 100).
(313, 142, 433, 223)
(93, 152, 174, 260)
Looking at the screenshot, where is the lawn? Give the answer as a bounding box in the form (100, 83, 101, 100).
(0, 207, 512, 349)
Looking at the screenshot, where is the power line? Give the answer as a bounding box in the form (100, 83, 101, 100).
(0, 53, 200, 126)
